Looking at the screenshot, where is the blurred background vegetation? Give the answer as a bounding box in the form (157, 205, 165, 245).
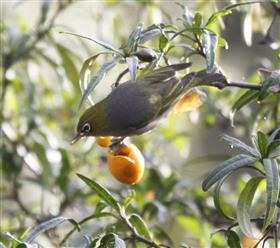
(1, 0, 279, 247)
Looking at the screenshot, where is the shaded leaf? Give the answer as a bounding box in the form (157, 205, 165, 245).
(77, 174, 121, 213)
(202, 154, 258, 191)
(99, 233, 126, 248)
(126, 56, 138, 82)
(222, 134, 261, 158)
(257, 131, 268, 157)
(192, 13, 202, 29)
(203, 30, 217, 73)
(25, 217, 68, 243)
(129, 214, 153, 240)
(237, 177, 263, 238)
(268, 140, 280, 158)
(123, 189, 136, 208)
(78, 56, 120, 109)
(214, 175, 235, 220)
(226, 230, 241, 248)
(38, 0, 50, 25)
(263, 159, 280, 230)
(55, 43, 80, 89)
(232, 89, 259, 113)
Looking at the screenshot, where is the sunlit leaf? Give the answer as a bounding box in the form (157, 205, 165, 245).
(203, 30, 217, 73)
(60, 31, 123, 56)
(77, 174, 121, 213)
(237, 177, 263, 238)
(129, 214, 153, 240)
(192, 13, 202, 29)
(78, 56, 120, 109)
(123, 189, 136, 208)
(122, 23, 143, 54)
(222, 134, 261, 158)
(159, 33, 169, 52)
(139, 24, 162, 44)
(126, 56, 138, 81)
(202, 154, 258, 191)
(24, 217, 68, 243)
(205, 9, 232, 28)
(263, 159, 279, 230)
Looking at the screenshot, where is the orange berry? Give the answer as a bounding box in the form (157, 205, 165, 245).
(96, 136, 112, 147)
(174, 90, 206, 112)
(107, 143, 145, 185)
(241, 236, 260, 248)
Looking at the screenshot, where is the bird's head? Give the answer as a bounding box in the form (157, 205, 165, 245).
(70, 104, 108, 144)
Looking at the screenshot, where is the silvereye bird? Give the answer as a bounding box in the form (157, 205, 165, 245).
(71, 63, 192, 144)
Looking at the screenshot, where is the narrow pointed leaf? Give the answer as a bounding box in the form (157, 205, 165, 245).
(129, 214, 153, 240)
(139, 24, 161, 44)
(78, 57, 120, 109)
(222, 134, 260, 158)
(268, 140, 280, 158)
(237, 177, 264, 238)
(214, 175, 235, 220)
(263, 159, 280, 230)
(203, 30, 217, 73)
(60, 31, 123, 55)
(202, 154, 258, 191)
(232, 89, 259, 113)
(77, 174, 121, 213)
(257, 131, 268, 157)
(268, 127, 280, 143)
(126, 56, 138, 82)
(25, 217, 68, 243)
(122, 24, 143, 54)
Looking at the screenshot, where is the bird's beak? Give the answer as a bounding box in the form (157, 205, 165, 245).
(70, 132, 83, 145)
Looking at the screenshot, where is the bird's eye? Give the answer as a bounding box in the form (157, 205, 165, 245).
(82, 123, 91, 133)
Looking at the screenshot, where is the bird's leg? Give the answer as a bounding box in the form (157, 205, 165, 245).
(109, 136, 127, 152)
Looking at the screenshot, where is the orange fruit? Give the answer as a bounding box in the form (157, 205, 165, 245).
(174, 90, 206, 112)
(241, 236, 260, 248)
(107, 143, 145, 184)
(96, 136, 112, 147)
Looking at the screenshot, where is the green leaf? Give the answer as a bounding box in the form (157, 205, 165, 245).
(126, 56, 138, 82)
(232, 89, 259, 113)
(122, 23, 143, 54)
(268, 127, 280, 143)
(129, 214, 153, 240)
(60, 31, 123, 56)
(159, 33, 169, 52)
(38, 0, 50, 25)
(218, 37, 228, 49)
(123, 189, 136, 208)
(24, 217, 68, 243)
(99, 233, 126, 248)
(203, 30, 217, 73)
(56, 150, 71, 192)
(214, 175, 235, 220)
(237, 177, 264, 238)
(77, 174, 121, 213)
(55, 43, 80, 89)
(257, 131, 268, 157)
(78, 56, 120, 109)
(268, 140, 280, 158)
(225, 1, 267, 11)
(205, 9, 232, 28)
(222, 134, 260, 158)
(139, 24, 161, 44)
(263, 159, 280, 230)
(192, 13, 202, 29)
(202, 154, 258, 191)
(226, 230, 241, 248)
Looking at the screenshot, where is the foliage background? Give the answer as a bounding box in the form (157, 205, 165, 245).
(1, 1, 279, 247)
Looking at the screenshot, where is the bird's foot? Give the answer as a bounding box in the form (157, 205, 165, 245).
(109, 137, 127, 152)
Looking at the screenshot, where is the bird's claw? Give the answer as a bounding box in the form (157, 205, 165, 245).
(109, 137, 126, 152)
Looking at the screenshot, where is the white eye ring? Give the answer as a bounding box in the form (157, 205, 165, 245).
(82, 123, 91, 133)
